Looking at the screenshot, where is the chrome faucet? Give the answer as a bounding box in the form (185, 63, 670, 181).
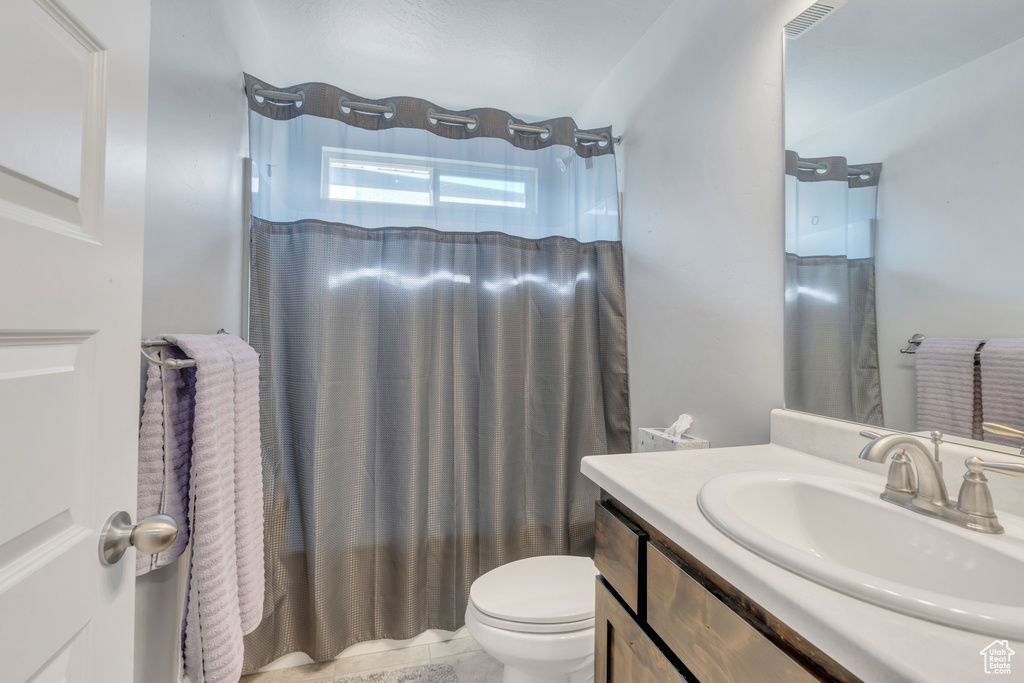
(859, 430, 949, 506)
(858, 430, 1024, 534)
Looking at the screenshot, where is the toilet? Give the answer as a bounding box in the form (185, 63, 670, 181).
(465, 555, 599, 683)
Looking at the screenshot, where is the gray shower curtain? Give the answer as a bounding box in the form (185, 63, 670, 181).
(242, 218, 629, 667)
(242, 78, 629, 669)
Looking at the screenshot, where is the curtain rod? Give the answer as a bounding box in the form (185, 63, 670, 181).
(252, 88, 621, 146)
(796, 156, 872, 179)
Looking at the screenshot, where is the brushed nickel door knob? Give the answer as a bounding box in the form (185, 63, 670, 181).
(100, 511, 179, 566)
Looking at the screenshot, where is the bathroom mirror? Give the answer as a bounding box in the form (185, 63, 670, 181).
(783, 0, 1024, 454)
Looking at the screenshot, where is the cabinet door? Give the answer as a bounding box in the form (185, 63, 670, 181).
(647, 542, 821, 683)
(595, 577, 691, 683)
(595, 501, 648, 617)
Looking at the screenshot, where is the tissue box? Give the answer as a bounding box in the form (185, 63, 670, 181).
(637, 427, 710, 453)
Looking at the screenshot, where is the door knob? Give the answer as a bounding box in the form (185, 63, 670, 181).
(100, 511, 179, 566)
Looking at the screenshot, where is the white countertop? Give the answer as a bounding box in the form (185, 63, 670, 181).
(582, 442, 1023, 683)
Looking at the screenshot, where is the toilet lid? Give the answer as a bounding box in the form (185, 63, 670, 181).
(469, 556, 598, 624)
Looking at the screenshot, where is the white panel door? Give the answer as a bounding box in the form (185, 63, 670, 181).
(0, 0, 151, 681)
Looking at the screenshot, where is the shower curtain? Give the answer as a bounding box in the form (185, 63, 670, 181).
(242, 75, 630, 669)
(785, 150, 884, 426)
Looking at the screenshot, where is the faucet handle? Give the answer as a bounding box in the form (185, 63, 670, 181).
(983, 422, 1024, 440)
(956, 456, 1024, 534)
(982, 423, 1024, 456)
(860, 430, 882, 440)
(966, 455, 1024, 478)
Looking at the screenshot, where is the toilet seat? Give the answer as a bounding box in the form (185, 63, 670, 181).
(468, 555, 598, 633)
(467, 596, 594, 634)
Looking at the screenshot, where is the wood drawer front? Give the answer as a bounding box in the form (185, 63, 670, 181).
(596, 577, 691, 683)
(647, 542, 820, 683)
(595, 501, 648, 617)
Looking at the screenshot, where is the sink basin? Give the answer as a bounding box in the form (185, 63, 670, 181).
(698, 471, 1024, 638)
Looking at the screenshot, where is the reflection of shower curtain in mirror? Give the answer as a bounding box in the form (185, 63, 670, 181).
(785, 151, 883, 426)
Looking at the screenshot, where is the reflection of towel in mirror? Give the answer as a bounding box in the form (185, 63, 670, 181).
(981, 339, 1024, 448)
(916, 338, 985, 440)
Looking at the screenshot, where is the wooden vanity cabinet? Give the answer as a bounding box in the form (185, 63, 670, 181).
(593, 499, 861, 683)
(596, 576, 690, 682)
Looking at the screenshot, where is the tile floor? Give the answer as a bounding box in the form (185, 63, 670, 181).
(240, 637, 503, 682)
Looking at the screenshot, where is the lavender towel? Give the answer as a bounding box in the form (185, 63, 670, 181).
(224, 339, 266, 634)
(145, 334, 264, 683)
(136, 346, 194, 574)
(916, 338, 985, 440)
(981, 339, 1024, 448)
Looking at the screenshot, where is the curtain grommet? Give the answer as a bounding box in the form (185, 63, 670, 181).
(252, 88, 303, 108)
(429, 109, 477, 130)
(340, 98, 396, 119)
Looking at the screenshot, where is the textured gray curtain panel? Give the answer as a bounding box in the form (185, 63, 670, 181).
(785, 253, 883, 426)
(243, 218, 630, 669)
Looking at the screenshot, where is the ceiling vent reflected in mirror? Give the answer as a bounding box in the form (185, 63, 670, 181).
(785, 0, 847, 39)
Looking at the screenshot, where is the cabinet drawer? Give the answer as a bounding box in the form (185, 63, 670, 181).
(595, 501, 648, 616)
(596, 577, 691, 683)
(647, 542, 820, 683)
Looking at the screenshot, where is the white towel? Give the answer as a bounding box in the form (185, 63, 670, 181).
(916, 338, 985, 440)
(981, 339, 1024, 448)
(158, 334, 264, 683)
(136, 346, 194, 574)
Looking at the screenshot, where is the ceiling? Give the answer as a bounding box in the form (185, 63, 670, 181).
(246, 0, 672, 121)
(785, 0, 1024, 144)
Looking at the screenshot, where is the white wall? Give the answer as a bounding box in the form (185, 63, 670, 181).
(574, 0, 811, 448)
(791, 36, 1024, 432)
(135, 1, 282, 680)
(141, 2, 270, 338)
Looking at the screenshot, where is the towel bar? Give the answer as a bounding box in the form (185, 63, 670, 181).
(141, 331, 259, 369)
(141, 338, 196, 369)
(900, 334, 986, 356)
